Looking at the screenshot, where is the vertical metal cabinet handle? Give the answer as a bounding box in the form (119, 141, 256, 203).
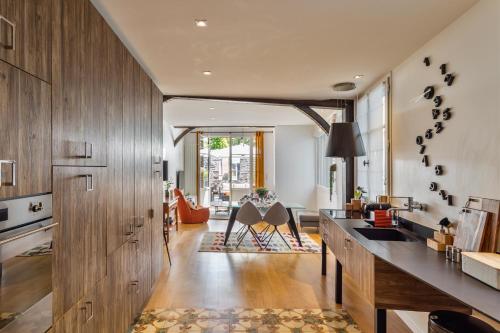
(0, 160, 16, 187)
(84, 142, 93, 159)
(130, 281, 140, 294)
(125, 222, 134, 236)
(0, 15, 15, 50)
(81, 174, 94, 192)
(85, 301, 93, 322)
(154, 155, 162, 164)
(135, 216, 144, 228)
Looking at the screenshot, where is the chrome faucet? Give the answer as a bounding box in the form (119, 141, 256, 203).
(386, 196, 425, 227)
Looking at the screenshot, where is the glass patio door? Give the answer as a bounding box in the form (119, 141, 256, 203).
(198, 133, 254, 217)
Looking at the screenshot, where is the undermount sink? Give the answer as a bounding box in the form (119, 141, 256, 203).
(354, 227, 416, 242)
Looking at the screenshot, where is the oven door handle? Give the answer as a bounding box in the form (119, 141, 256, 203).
(0, 222, 58, 246)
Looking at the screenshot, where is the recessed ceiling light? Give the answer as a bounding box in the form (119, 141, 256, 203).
(209, 117, 216, 120)
(195, 20, 208, 27)
(202, 71, 212, 76)
(354, 74, 364, 79)
(209, 107, 215, 110)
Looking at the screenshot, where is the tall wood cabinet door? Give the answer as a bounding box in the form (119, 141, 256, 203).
(345, 238, 374, 302)
(52, 166, 107, 320)
(103, 245, 132, 333)
(17, 0, 52, 82)
(134, 62, 152, 232)
(52, 0, 107, 167)
(0, 0, 51, 82)
(122, 51, 136, 241)
(151, 83, 164, 285)
(0, 61, 51, 200)
(0, 0, 17, 66)
(106, 24, 125, 256)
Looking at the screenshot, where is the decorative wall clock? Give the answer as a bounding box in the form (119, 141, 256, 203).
(416, 57, 456, 206)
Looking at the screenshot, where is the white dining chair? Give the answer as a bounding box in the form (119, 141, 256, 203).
(235, 201, 263, 248)
(261, 202, 291, 249)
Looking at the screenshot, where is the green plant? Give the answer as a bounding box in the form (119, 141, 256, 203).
(354, 186, 366, 200)
(255, 187, 269, 198)
(209, 137, 229, 150)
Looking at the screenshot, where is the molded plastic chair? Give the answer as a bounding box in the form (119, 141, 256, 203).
(235, 201, 263, 248)
(262, 202, 291, 249)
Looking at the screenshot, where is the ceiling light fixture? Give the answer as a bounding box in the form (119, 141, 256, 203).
(354, 74, 364, 79)
(202, 71, 212, 76)
(332, 82, 356, 92)
(209, 107, 215, 110)
(195, 20, 208, 27)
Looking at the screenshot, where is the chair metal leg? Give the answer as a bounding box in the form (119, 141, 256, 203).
(259, 224, 271, 240)
(276, 227, 292, 249)
(236, 227, 250, 248)
(264, 228, 277, 249)
(249, 226, 263, 249)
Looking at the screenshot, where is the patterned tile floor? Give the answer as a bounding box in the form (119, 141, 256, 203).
(131, 308, 361, 333)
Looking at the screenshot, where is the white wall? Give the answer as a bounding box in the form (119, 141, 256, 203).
(163, 112, 185, 183)
(275, 125, 316, 210)
(390, 1, 500, 331)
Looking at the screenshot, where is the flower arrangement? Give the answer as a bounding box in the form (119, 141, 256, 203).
(239, 189, 278, 207)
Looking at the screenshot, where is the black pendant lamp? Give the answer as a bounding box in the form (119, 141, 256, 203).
(325, 122, 366, 158)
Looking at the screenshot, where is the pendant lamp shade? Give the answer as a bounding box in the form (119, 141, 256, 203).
(325, 122, 366, 157)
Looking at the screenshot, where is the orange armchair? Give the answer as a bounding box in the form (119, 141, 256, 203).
(174, 188, 209, 224)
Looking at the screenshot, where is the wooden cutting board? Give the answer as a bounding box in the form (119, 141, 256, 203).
(462, 252, 500, 290)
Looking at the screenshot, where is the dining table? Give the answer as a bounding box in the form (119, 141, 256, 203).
(223, 202, 305, 247)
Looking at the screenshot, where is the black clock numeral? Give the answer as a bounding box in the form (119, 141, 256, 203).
(433, 95, 443, 107)
(425, 129, 433, 139)
(444, 73, 455, 86)
(440, 64, 447, 75)
(439, 190, 448, 200)
(422, 155, 429, 167)
(424, 86, 435, 100)
(429, 182, 438, 191)
(442, 108, 452, 120)
(419, 145, 426, 154)
(435, 122, 443, 133)
(447, 195, 453, 206)
(432, 109, 440, 119)
(435, 165, 443, 176)
(416, 136, 424, 145)
(424, 57, 431, 67)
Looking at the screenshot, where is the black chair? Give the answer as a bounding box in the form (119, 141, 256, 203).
(428, 311, 497, 333)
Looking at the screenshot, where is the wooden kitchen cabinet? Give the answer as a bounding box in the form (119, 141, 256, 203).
(0, 0, 51, 82)
(52, 166, 107, 320)
(52, 0, 107, 166)
(345, 235, 374, 301)
(0, 60, 51, 200)
(105, 22, 126, 256)
(52, 279, 106, 333)
(151, 83, 164, 285)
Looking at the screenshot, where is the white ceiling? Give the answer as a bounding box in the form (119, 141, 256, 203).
(92, 0, 477, 99)
(164, 98, 339, 127)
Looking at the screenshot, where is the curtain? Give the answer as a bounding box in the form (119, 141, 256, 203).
(255, 131, 265, 188)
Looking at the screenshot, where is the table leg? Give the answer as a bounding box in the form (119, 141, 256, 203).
(224, 207, 239, 245)
(286, 208, 302, 247)
(321, 240, 327, 275)
(375, 309, 387, 333)
(335, 259, 342, 304)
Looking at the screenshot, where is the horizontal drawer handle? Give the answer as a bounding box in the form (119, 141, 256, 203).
(0, 223, 58, 246)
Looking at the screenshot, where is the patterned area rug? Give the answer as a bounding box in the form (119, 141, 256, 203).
(131, 308, 361, 333)
(199, 232, 321, 254)
(0, 312, 20, 329)
(17, 242, 52, 257)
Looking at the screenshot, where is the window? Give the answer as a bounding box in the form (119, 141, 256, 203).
(356, 80, 389, 201)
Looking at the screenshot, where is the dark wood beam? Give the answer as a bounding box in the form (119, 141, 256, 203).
(294, 105, 330, 133)
(174, 127, 196, 146)
(164, 94, 352, 108)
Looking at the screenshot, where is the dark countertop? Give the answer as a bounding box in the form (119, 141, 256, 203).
(320, 209, 500, 321)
